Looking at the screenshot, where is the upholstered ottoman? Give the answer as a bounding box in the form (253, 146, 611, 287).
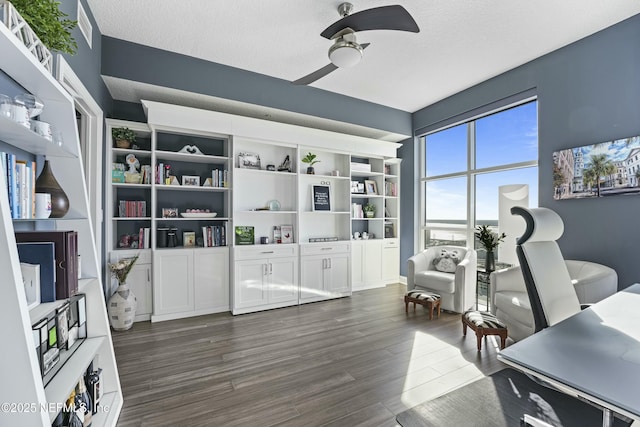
(462, 310, 507, 351)
(405, 290, 441, 320)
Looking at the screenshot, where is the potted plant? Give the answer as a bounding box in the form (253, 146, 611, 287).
(112, 127, 137, 149)
(301, 152, 320, 174)
(363, 202, 376, 218)
(474, 225, 506, 272)
(9, 0, 78, 54)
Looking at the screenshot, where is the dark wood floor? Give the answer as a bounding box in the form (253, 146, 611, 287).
(112, 284, 503, 426)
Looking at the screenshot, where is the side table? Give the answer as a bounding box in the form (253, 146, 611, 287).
(476, 268, 491, 311)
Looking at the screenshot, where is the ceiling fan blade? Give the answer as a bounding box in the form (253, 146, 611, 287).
(321, 5, 419, 39)
(293, 43, 370, 86)
(292, 63, 338, 85)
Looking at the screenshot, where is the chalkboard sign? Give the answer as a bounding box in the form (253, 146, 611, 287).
(312, 185, 331, 211)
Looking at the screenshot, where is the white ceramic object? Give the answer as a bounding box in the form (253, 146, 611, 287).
(34, 193, 51, 218)
(108, 282, 137, 331)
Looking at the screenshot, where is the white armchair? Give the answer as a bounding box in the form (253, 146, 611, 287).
(407, 246, 477, 313)
(490, 260, 618, 342)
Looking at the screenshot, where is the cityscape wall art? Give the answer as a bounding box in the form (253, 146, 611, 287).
(553, 135, 640, 200)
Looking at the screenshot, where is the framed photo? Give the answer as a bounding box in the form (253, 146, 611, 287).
(384, 223, 395, 238)
(365, 179, 378, 195)
(183, 231, 196, 247)
(237, 152, 261, 169)
(162, 208, 178, 218)
(235, 226, 255, 245)
(281, 225, 294, 244)
(312, 185, 331, 211)
(182, 175, 200, 186)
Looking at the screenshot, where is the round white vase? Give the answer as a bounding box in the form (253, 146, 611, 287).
(108, 282, 137, 331)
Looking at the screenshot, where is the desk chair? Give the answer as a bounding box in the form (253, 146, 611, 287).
(510, 207, 582, 332)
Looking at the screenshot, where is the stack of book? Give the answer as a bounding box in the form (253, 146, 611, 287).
(118, 200, 147, 217)
(1, 152, 36, 219)
(211, 169, 229, 187)
(202, 224, 227, 247)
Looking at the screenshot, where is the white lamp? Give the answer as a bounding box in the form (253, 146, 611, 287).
(328, 36, 363, 68)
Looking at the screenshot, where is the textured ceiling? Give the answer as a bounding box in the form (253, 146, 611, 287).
(87, 1, 640, 113)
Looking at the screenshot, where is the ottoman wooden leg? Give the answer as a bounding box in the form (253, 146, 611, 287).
(427, 301, 434, 320)
(435, 301, 441, 318)
(499, 330, 507, 349)
(476, 330, 483, 351)
(404, 296, 409, 313)
(462, 319, 468, 336)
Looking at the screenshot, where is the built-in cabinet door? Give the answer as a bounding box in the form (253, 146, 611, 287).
(194, 248, 229, 311)
(300, 255, 325, 302)
(127, 262, 152, 317)
(154, 249, 194, 315)
(351, 242, 364, 289)
(382, 240, 400, 283)
(268, 257, 298, 304)
(363, 240, 383, 285)
(235, 259, 267, 308)
(326, 253, 351, 295)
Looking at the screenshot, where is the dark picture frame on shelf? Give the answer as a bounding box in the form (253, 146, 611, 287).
(312, 185, 331, 211)
(384, 223, 395, 238)
(182, 175, 200, 186)
(365, 179, 378, 195)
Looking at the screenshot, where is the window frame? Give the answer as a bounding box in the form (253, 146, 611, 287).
(418, 97, 538, 251)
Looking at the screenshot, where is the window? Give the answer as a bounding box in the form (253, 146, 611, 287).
(420, 100, 538, 265)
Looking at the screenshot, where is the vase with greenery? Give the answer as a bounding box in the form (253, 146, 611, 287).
(474, 225, 506, 272)
(107, 254, 139, 331)
(112, 127, 137, 149)
(301, 152, 320, 174)
(363, 202, 376, 218)
(10, 0, 78, 54)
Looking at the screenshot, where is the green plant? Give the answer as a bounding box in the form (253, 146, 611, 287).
(363, 203, 376, 213)
(112, 127, 137, 143)
(474, 225, 506, 251)
(11, 0, 78, 54)
(301, 152, 320, 167)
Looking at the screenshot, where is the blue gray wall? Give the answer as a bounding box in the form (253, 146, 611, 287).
(100, 37, 412, 136)
(406, 14, 640, 288)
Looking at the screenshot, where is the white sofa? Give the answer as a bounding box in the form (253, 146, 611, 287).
(407, 246, 477, 313)
(490, 260, 618, 342)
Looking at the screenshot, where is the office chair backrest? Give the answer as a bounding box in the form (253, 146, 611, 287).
(511, 207, 581, 332)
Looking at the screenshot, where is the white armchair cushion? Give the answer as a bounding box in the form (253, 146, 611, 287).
(413, 270, 455, 293)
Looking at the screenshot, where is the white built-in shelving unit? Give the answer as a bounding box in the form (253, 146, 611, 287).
(0, 23, 121, 426)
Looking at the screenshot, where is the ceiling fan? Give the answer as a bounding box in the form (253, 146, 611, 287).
(293, 3, 419, 85)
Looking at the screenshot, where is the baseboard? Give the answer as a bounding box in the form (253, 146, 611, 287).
(399, 275, 407, 285)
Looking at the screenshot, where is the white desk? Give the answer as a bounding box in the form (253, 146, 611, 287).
(499, 283, 640, 425)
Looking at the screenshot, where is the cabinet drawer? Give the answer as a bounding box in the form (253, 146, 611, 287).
(234, 244, 298, 260)
(383, 238, 399, 249)
(300, 242, 351, 256)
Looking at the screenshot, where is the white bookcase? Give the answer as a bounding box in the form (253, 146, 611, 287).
(129, 100, 401, 317)
(105, 117, 232, 323)
(0, 24, 122, 426)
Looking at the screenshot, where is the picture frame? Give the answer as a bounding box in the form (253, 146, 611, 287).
(365, 179, 378, 195)
(182, 175, 200, 186)
(384, 223, 395, 238)
(312, 185, 331, 211)
(235, 226, 255, 245)
(281, 225, 294, 244)
(183, 231, 196, 247)
(162, 208, 178, 218)
(237, 151, 261, 169)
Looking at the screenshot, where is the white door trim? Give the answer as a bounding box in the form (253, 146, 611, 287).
(55, 55, 104, 264)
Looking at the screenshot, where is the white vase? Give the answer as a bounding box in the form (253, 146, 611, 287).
(108, 282, 137, 331)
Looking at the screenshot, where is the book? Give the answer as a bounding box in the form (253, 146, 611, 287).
(17, 242, 57, 303)
(16, 231, 78, 299)
(235, 226, 255, 245)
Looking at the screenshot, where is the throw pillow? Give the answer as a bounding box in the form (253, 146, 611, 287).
(432, 249, 461, 273)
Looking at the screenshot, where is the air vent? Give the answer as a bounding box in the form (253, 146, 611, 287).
(77, 1, 92, 48)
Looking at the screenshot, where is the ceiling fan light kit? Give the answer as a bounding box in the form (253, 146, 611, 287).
(329, 35, 363, 68)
